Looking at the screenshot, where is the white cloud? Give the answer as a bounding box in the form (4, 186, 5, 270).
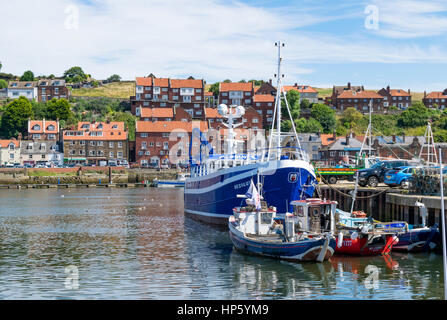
(1, 0, 446, 84)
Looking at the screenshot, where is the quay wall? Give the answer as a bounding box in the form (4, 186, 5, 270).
(0, 167, 179, 185)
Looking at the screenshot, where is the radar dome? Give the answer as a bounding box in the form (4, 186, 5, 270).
(217, 104, 228, 116)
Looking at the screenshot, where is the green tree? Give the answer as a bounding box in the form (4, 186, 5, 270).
(398, 102, 438, 128)
(1, 97, 34, 138)
(341, 107, 363, 128)
(282, 89, 300, 119)
(107, 74, 121, 82)
(0, 79, 7, 89)
(46, 98, 73, 121)
(20, 70, 35, 81)
(310, 103, 336, 133)
(295, 117, 322, 133)
(209, 82, 220, 97)
(30, 100, 48, 119)
(64, 66, 87, 83)
(300, 98, 312, 110)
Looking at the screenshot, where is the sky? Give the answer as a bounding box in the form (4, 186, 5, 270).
(1, 0, 447, 91)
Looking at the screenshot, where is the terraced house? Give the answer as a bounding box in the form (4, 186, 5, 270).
(62, 121, 128, 165)
(37, 79, 71, 102)
(218, 82, 254, 107)
(333, 89, 383, 113)
(27, 119, 60, 141)
(423, 89, 447, 109)
(135, 120, 208, 167)
(131, 76, 206, 119)
(0, 140, 20, 166)
(7, 81, 38, 100)
(378, 86, 412, 110)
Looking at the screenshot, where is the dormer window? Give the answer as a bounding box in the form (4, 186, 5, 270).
(97, 124, 103, 129)
(9, 143, 15, 150)
(32, 124, 41, 131)
(47, 125, 55, 131)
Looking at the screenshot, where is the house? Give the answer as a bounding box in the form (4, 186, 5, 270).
(131, 76, 206, 119)
(205, 91, 215, 108)
(136, 106, 191, 122)
(319, 132, 370, 166)
(62, 121, 128, 165)
(218, 82, 254, 107)
(334, 89, 384, 113)
(283, 84, 319, 104)
(253, 94, 275, 129)
(423, 89, 447, 109)
(7, 81, 38, 100)
(328, 82, 364, 110)
(205, 106, 263, 131)
(135, 120, 208, 166)
(37, 79, 71, 102)
(0, 88, 7, 99)
(0, 139, 20, 165)
(255, 80, 277, 96)
(20, 141, 63, 166)
(27, 119, 60, 141)
(371, 135, 425, 160)
(377, 86, 411, 109)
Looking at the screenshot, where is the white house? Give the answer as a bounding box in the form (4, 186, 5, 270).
(7, 81, 38, 100)
(0, 139, 21, 166)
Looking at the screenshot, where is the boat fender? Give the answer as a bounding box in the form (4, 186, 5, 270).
(351, 232, 358, 240)
(229, 216, 236, 223)
(337, 232, 343, 248)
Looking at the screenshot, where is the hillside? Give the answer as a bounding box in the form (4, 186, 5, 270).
(71, 81, 135, 99)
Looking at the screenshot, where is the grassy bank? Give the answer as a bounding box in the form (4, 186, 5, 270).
(71, 81, 135, 99)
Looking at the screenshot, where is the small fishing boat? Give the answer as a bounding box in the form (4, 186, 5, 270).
(334, 209, 398, 256)
(228, 181, 337, 263)
(390, 202, 441, 252)
(154, 173, 189, 188)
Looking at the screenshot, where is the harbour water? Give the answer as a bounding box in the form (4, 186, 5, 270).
(0, 188, 444, 299)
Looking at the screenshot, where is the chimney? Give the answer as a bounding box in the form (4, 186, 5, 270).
(43, 118, 46, 134)
(347, 82, 351, 89)
(402, 132, 406, 143)
(345, 133, 350, 146)
(333, 129, 336, 139)
(424, 91, 427, 98)
(294, 83, 298, 87)
(408, 89, 410, 94)
(317, 129, 321, 138)
(269, 79, 272, 85)
(392, 135, 396, 143)
(387, 85, 390, 93)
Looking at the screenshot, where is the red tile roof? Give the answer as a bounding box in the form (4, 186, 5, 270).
(141, 108, 174, 118)
(283, 85, 317, 93)
(426, 92, 447, 99)
(136, 77, 152, 86)
(136, 121, 208, 133)
(320, 134, 340, 146)
(171, 79, 203, 88)
(389, 89, 411, 97)
(205, 108, 222, 118)
(29, 120, 59, 134)
(220, 82, 253, 92)
(64, 122, 127, 140)
(0, 139, 19, 148)
(337, 90, 383, 99)
(253, 94, 275, 103)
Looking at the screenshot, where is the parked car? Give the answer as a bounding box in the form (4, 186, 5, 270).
(357, 160, 412, 187)
(384, 166, 417, 187)
(160, 163, 169, 170)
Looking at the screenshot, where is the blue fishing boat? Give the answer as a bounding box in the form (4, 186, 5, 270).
(228, 182, 337, 262)
(184, 42, 317, 224)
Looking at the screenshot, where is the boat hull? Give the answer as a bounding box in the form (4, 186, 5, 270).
(184, 160, 316, 224)
(393, 227, 440, 252)
(229, 222, 335, 262)
(335, 234, 396, 256)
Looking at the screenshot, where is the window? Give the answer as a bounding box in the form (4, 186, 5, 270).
(9, 153, 14, 159)
(252, 118, 258, 123)
(118, 142, 123, 148)
(117, 152, 123, 158)
(97, 150, 103, 156)
(80, 141, 85, 145)
(70, 150, 75, 155)
(109, 142, 114, 148)
(141, 133, 148, 138)
(149, 142, 154, 147)
(90, 141, 96, 146)
(89, 150, 96, 156)
(79, 150, 85, 155)
(138, 151, 143, 156)
(141, 142, 147, 149)
(109, 151, 114, 157)
(183, 96, 191, 103)
(48, 134, 55, 140)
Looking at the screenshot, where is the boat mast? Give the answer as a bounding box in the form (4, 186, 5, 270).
(275, 41, 282, 161)
(438, 147, 447, 300)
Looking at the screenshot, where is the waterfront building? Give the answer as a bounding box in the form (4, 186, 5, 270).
(0, 139, 20, 166)
(371, 135, 426, 160)
(62, 121, 128, 165)
(20, 140, 63, 166)
(131, 76, 206, 119)
(423, 89, 447, 109)
(255, 79, 276, 96)
(319, 132, 370, 166)
(377, 86, 412, 110)
(27, 119, 60, 141)
(135, 120, 208, 167)
(218, 82, 254, 107)
(37, 79, 71, 102)
(7, 81, 38, 100)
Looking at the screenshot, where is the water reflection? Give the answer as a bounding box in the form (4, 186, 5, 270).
(0, 188, 444, 299)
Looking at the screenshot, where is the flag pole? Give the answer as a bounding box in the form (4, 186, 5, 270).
(438, 147, 447, 300)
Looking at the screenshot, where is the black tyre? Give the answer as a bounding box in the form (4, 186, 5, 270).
(328, 176, 337, 184)
(358, 182, 367, 187)
(367, 176, 379, 187)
